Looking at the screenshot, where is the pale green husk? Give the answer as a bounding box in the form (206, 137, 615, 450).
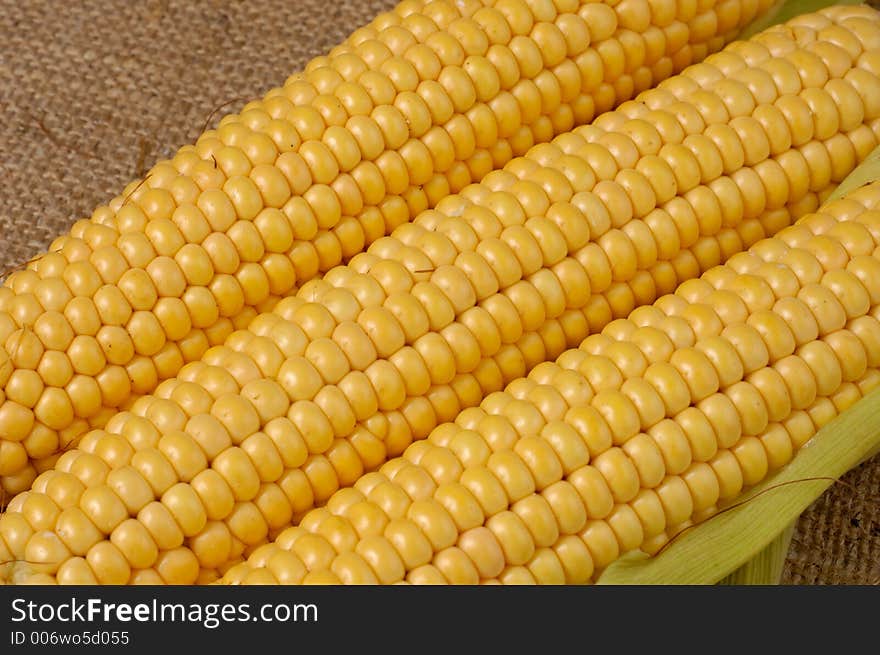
(719, 524, 795, 585)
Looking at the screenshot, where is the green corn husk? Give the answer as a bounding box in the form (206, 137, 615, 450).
(596, 143, 880, 585)
(719, 524, 795, 585)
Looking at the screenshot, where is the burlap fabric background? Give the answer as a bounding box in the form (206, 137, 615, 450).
(1, 0, 877, 584)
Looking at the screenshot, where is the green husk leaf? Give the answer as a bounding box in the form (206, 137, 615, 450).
(719, 523, 795, 585)
(596, 387, 880, 585)
(826, 145, 880, 204)
(737, 0, 864, 41)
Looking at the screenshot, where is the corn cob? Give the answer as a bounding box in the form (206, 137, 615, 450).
(604, 139, 880, 586)
(1, 5, 878, 585)
(209, 172, 880, 585)
(0, 0, 774, 492)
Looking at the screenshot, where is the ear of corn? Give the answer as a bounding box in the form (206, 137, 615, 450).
(0, 0, 777, 493)
(607, 141, 880, 586)
(214, 166, 880, 586)
(2, 4, 879, 585)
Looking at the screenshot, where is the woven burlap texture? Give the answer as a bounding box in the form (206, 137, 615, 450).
(1, 0, 877, 584)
